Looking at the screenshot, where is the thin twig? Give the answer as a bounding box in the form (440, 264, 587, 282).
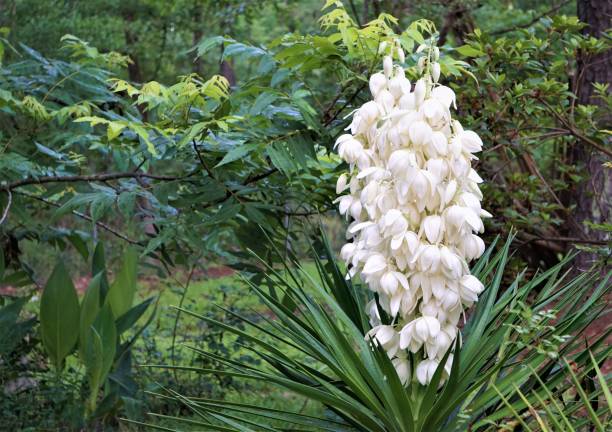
(14, 190, 142, 245)
(536, 96, 612, 158)
(0, 190, 12, 225)
(192, 139, 243, 203)
(521, 152, 585, 237)
(324, 82, 367, 127)
(244, 168, 277, 185)
(4, 171, 184, 191)
(171, 264, 197, 380)
(519, 235, 608, 247)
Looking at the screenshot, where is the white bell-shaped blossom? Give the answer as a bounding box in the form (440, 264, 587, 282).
(336, 43, 490, 386)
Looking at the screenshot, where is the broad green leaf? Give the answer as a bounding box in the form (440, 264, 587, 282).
(107, 247, 138, 318)
(107, 121, 126, 140)
(79, 273, 102, 359)
(93, 302, 117, 381)
(115, 296, 154, 335)
(40, 262, 80, 371)
(250, 92, 278, 115)
(92, 242, 109, 298)
(90, 193, 115, 222)
(67, 233, 89, 261)
(266, 142, 296, 176)
(456, 44, 485, 57)
(84, 325, 104, 413)
(117, 191, 136, 216)
(215, 143, 259, 167)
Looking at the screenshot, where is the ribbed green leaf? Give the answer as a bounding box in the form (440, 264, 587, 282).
(107, 247, 137, 318)
(40, 262, 80, 371)
(79, 273, 102, 359)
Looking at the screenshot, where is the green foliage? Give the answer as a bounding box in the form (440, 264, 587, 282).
(83, 302, 117, 415)
(107, 247, 138, 318)
(2, 243, 154, 428)
(1, 1, 611, 430)
(496, 354, 611, 431)
(39, 262, 80, 371)
(0, 296, 35, 357)
(143, 234, 610, 431)
(79, 274, 102, 359)
(452, 16, 611, 263)
(0, 1, 458, 277)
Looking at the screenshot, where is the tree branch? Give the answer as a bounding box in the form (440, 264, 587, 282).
(324, 82, 367, 127)
(520, 234, 608, 246)
(0, 190, 12, 225)
(244, 168, 278, 185)
(536, 96, 612, 158)
(14, 190, 142, 245)
(4, 171, 184, 190)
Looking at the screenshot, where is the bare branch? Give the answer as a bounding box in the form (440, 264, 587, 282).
(14, 190, 142, 245)
(4, 171, 184, 191)
(536, 96, 612, 158)
(0, 190, 12, 225)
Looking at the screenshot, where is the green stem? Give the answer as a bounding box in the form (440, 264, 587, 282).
(170, 265, 197, 381)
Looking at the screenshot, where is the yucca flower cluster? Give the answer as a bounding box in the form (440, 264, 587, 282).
(335, 42, 490, 386)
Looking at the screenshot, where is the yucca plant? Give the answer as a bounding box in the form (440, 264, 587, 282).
(135, 232, 610, 431)
(494, 353, 611, 431)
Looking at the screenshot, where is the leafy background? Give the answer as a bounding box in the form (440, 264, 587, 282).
(0, 0, 609, 430)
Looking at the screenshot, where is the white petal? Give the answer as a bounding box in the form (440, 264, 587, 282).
(362, 254, 387, 274)
(369, 72, 387, 98)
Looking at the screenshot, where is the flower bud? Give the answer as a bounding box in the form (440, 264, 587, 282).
(432, 85, 456, 109)
(336, 173, 348, 194)
(417, 56, 426, 74)
(392, 357, 410, 384)
(362, 253, 387, 274)
(422, 215, 443, 243)
(369, 72, 387, 98)
(397, 46, 405, 63)
(358, 101, 380, 125)
(376, 89, 395, 114)
(431, 62, 441, 83)
(389, 75, 410, 99)
(433, 46, 440, 61)
(383, 56, 393, 78)
(459, 130, 483, 153)
(416, 359, 439, 385)
(414, 79, 426, 106)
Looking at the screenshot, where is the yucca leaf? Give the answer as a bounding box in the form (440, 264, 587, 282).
(590, 351, 612, 412)
(145, 235, 610, 432)
(146, 413, 236, 431)
(492, 383, 534, 432)
(529, 384, 565, 432)
(564, 358, 605, 431)
(512, 383, 551, 432)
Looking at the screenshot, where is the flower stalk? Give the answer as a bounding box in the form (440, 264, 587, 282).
(335, 40, 490, 386)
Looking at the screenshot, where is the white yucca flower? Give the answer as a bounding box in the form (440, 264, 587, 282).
(335, 41, 491, 386)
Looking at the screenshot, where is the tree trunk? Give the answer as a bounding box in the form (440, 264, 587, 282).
(572, 0, 611, 270)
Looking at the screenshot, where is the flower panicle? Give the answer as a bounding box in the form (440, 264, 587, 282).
(335, 43, 490, 386)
